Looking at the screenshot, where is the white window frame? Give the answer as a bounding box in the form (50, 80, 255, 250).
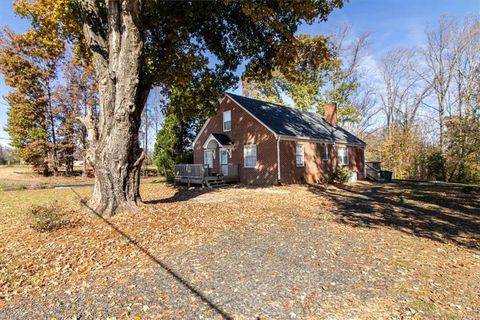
(243, 144, 257, 168)
(223, 110, 231, 132)
(204, 149, 214, 169)
(295, 143, 305, 167)
(337, 146, 349, 166)
(321, 144, 329, 161)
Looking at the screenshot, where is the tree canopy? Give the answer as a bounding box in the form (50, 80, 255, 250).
(8, 0, 344, 214)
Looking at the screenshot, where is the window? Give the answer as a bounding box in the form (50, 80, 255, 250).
(244, 144, 257, 168)
(295, 143, 304, 167)
(204, 149, 214, 169)
(337, 146, 349, 165)
(223, 110, 231, 132)
(321, 144, 329, 161)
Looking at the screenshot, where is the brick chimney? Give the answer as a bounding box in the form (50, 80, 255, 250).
(324, 102, 338, 127)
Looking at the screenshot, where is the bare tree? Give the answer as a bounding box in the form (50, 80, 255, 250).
(418, 16, 467, 150)
(380, 48, 430, 137)
(328, 24, 379, 134)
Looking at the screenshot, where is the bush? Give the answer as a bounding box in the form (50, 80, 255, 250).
(322, 172, 336, 184)
(28, 202, 71, 232)
(335, 167, 353, 183)
(322, 168, 354, 184)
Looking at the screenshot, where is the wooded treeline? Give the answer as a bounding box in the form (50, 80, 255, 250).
(0, 2, 97, 176)
(240, 15, 480, 183)
(372, 16, 480, 183)
(1, 4, 478, 185)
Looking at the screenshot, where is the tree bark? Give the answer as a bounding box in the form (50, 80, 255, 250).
(79, 0, 147, 215)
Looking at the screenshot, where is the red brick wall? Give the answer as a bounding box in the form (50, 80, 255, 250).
(336, 145, 365, 180)
(279, 141, 336, 184)
(279, 140, 365, 183)
(193, 97, 278, 184)
(193, 96, 366, 184)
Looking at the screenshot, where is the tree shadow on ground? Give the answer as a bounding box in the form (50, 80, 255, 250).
(143, 184, 215, 204)
(143, 182, 270, 204)
(308, 182, 480, 250)
(70, 188, 233, 319)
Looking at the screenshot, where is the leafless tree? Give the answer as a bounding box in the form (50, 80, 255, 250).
(380, 48, 430, 137)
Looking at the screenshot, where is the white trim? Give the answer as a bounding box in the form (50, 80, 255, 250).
(363, 148, 366, 179)
(278, 134, 365, 148)
(202, 133, 231, 149)
(192, 96, 228, 147)
(192, 118, 211, 147)
(243, 144, 257, 168)
(295, 143, 305, 167)
(219, 148, 229, 176)
(204, 149, 214, 169)
(337, 145, 349, 166)
(321, 143, 329, 161)
(223, 110, 231, 132)
(276, 136, 281, 181)
(226, 93, 278, 138)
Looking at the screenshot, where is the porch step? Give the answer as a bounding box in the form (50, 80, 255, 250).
(205, 176, 227, 188)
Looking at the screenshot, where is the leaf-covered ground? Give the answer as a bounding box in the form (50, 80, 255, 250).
(0, 181, 479, 319)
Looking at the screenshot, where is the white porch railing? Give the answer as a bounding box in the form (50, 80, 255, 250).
(174, 163, 239, 184)
(175, 164, 206, 183)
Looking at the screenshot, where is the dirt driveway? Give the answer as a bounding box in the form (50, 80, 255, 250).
(0, 182, 479, 319)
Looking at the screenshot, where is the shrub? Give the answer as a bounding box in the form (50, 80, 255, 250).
(335, 167, 353, 183)
(28, 202, 71, 232)
(323, 168, 353, 184)
(322, 172, 336, 184)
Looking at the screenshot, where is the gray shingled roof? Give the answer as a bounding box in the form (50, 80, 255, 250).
(211, 133, 233, 146)
(226, 93, 366, 145)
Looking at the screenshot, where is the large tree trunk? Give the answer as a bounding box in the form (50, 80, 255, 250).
(88, 116, 146, 214)
(79, 0, 147, 215)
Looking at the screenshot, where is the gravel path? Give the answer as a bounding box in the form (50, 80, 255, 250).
(1, 183, 478, 319)
(0, 217, 393, 319)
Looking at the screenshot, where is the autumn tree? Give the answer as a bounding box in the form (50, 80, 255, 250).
(0, 28, 62, 175)
(58, 57, 98, 176)
(16, 0, 344, 215)
(242, 25, 372, 127)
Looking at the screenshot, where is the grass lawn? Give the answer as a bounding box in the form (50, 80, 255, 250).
(0, 165, 93, 189)
(0, 180, 479, 319)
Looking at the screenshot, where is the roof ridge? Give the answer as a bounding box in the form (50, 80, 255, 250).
(227, 92, 336, 127)
(225, 92, 366, 145)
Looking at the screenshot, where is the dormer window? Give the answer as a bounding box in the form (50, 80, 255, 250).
(223, 110, 231, 132)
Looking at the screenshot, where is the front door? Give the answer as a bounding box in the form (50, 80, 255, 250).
(220, 149, 228, 176)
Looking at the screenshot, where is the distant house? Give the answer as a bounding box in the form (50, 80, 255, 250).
(180, 93, 366, 186)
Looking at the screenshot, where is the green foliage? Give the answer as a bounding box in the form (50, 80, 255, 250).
(444, 116, 480, 183)
(322, 172, 335, 184)
(242, 32, 362, 125)
(28, 201, 71, 232)
(323, 167, 353, 184)
(153, 113, 195, 181)
(425, 149, 446, 181)
(334, 167, 354, 183)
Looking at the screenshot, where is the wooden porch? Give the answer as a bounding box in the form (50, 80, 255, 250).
(174, 164, 240, 188)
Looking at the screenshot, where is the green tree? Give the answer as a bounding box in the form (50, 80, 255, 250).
(153, 113, 197, 181)
(242, 27, 369, 125)
(0, 30, 58, 175)
(21, 0, 343, 215)
(444, 116, 480, 183)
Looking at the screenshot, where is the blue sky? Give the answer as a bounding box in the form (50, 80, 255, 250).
(0, 0, 479, 146)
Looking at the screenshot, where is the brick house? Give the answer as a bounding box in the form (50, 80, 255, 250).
(189, 93, 366, 185)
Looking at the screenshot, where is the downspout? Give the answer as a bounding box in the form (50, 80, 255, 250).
(276, 136, 281, 184)
(363, 147, 366, 179)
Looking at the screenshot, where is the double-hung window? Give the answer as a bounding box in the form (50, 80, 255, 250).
(321, 144, 329, 161)
(244, 144, 257, 168)
(204, 150, 214, 169)
(337, 146, 349, 165)
(223, 110, 231, 132)
(295, 143, 305, 167)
